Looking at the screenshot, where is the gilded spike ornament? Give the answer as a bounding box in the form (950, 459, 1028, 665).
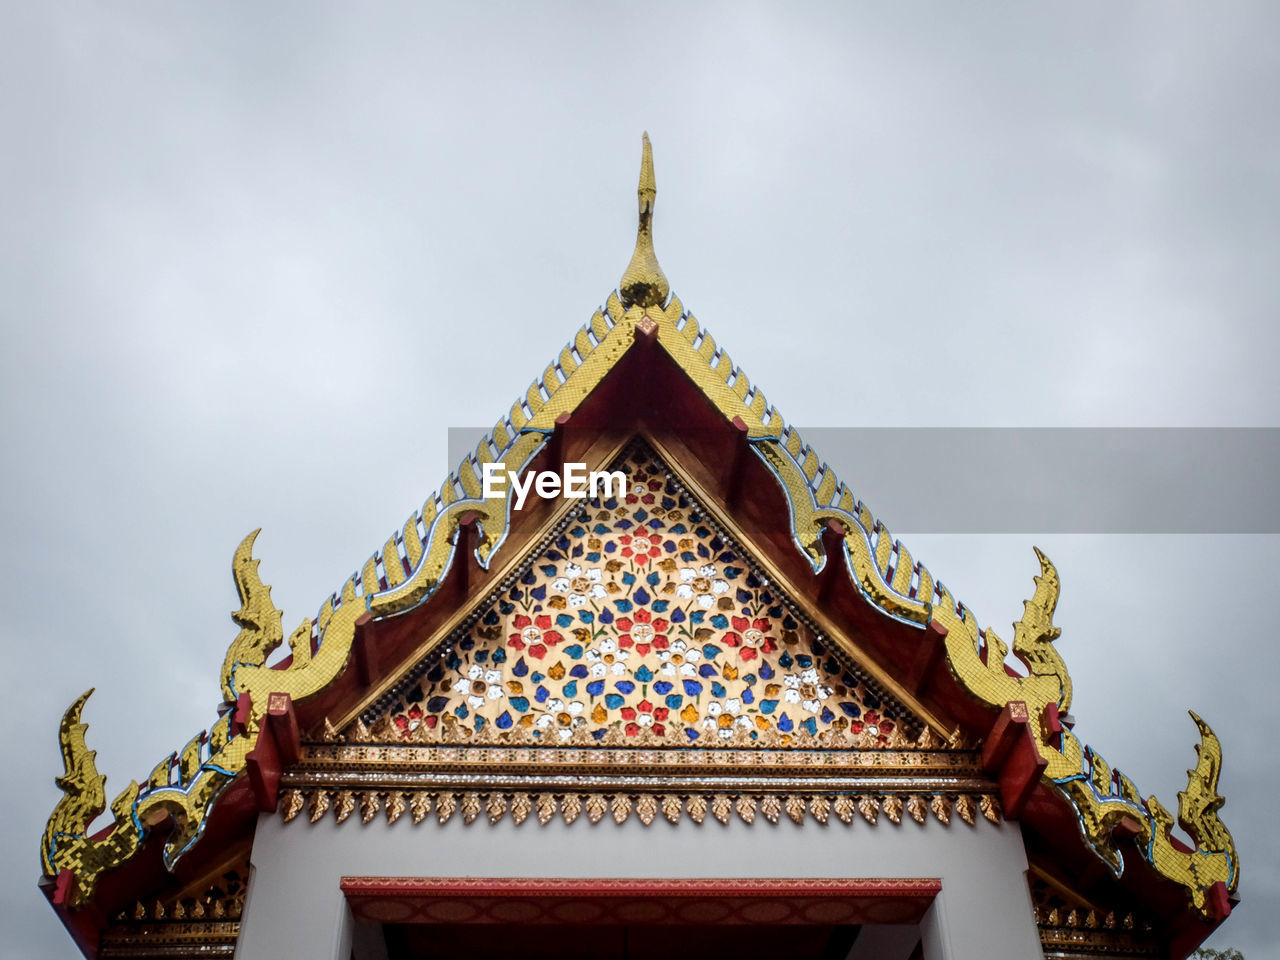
(619, 133, 669, 309)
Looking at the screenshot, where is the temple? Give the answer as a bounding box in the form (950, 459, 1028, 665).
(40, 135, 1239, 959)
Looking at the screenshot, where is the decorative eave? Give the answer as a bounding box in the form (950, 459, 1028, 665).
(41, 137, 1238, 958)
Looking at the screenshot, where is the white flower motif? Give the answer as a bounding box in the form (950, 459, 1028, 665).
(699, 564, 717, 578)
(557, 728, 573, 741)
(717, 728, 733, 740)
(453, 678, 471, 695)
(701, 717, 718, 731)
(552, 576, 571, 593)
(485, 669, 502, 685)
(676, 583, 694, 598)
(467, 694, 485, 709)
(586, 648, 602, 663)
(660, 662, 677, 676)
(801, 698, 822, 714)
(564, 562, 583, 577)
(725, 698, 741, 715)
(680, 568, 697, 582)
(590, 662, 607, 679)
(670, 639, 687, 654)
(610, 661, 628, 675)
(735, 715, 753, 729)
(614, 648, 631, 662)
(684, 648, 702, 663)
(486, 686, 503, 700)
(707, 701, 723, 717)
(637, 713, 654, 727)
(697, 593, 714, 608)
(546, 698, 564, 713)
(679, 663, 697, 676)
(568, 593, 587, 608)
(712, 579, 730, 594)
(783, 674, 802, 689)
(568, 701, 584, 716)
(600, 638, 617, 655)
(587, 568, 603, 583)
(536, 714, 554, 728)
(656, 650, 671, 663)
(784, 688, 801, 704)
(467, 664, 484, 680)
(801, 668, 820, 685)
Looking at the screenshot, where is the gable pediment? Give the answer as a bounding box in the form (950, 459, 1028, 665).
(350, 441, 926, 752)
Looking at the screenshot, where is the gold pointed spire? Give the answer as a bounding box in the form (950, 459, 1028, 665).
(619, 132, 670, 309)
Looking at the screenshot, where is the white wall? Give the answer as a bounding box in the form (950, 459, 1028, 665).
(236, 804, 1042, 960)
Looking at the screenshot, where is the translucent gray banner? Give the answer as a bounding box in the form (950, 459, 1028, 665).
(448, 427, 1280, 533)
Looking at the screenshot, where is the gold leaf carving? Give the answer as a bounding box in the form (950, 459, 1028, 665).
(955, 794, 976, 826)
(537, 795, 557, 825)
(334, 791, 355, 824)
(712, 795, 732, 825)
(735, 796, 757, 825)
(980, 794, 1001, 824)
(511, 793, 532, 826)
(931, 794, 952, 826)
(461, 793, 481, 824)
(384, 793, 406, 825)
(833, 796, 856, 825)
(280, 789, 304, 824)
(760, 796, 781, 824)
(486, 794, 507, 824)
(785, 795, 806, 825)
(662, 796, 683, 824)
(636, 795, 658, 826)
(308, 791, 330, 824)
(586, 794, 607, 825)
(907, 795, 928, 824)
(686, 795, 707, 824)
(883, 796, 903, 825)
(359, 792, 380, 824)
(561, 794, 582, 825)
(410, 793, 431, 824)
(611, 795, 632, 825)
(809, 796, 830, 824)
(858, 796, 879, 825)
(436, 793, 456, 824)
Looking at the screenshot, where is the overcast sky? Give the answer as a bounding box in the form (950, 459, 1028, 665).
(3, 3, 1278, 956)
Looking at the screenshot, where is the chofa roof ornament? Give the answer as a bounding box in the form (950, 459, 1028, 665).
(619, 132, 669, 309)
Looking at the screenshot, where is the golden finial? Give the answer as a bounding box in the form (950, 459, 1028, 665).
(619, 132, 670, 309)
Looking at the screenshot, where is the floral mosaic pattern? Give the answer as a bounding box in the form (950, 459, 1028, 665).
(381, 446, 906, 747)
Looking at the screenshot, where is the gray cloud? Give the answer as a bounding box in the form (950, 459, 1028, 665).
(4, 3, 1278, 955)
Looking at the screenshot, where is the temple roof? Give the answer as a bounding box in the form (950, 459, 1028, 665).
(41, 137, 1238, 959)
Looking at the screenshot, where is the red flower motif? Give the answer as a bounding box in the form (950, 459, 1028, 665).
(739, 647, 758, 662)
(652, 723, 666, 737)
(408, 705, 422, 720)
(731, 616, 750, 632)
(625, 722, 640, 737)
(507, 613, 562, 650)
(621, 706, 637, 721)
(528, 643, 547, 660)
(722, 631, 741, 647)
(850, 721, 864, 734)
(652, 707, 669, 721)
(637, 700, 653, 713)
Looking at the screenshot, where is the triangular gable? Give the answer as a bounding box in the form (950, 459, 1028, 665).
(358, 441, 926, 750)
